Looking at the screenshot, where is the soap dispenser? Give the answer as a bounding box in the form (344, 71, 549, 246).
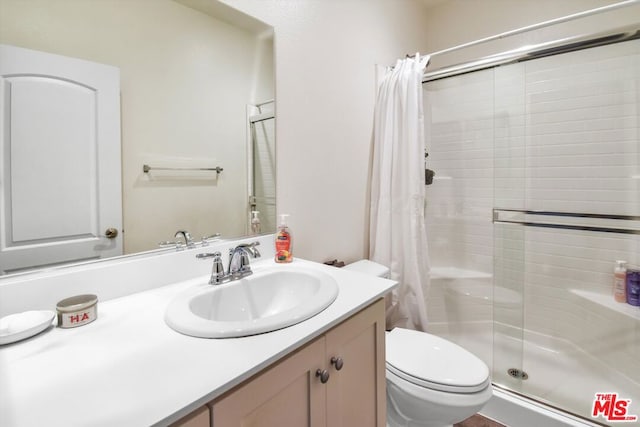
(250, 211, 261, 235)
(275, 214, 292, 263)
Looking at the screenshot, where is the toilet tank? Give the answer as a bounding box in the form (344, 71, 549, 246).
(344, 260, 390, 279)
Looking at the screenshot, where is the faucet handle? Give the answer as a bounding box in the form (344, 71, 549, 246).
(248, 241, 261, 258)
(200, 233, 221, 247)
(158, 240, 177, 248)
(195, 252, 219, 259)
(210, 253, 225, 285)
(235, 241, 261, 258)
(197, 252, 226, 285)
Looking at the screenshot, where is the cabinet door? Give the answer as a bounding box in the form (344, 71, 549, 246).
(211, 338, 327, 427)
(325, 298, 386, 427)
(170, 406, 210, 427)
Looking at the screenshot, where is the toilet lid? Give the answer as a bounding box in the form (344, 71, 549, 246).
(386, 328, 490, 393)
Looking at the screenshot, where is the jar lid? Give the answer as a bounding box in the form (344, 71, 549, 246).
(56, 294, 98, 313)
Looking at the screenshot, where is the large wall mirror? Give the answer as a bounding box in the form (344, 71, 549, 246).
(0, 0, 275, 276)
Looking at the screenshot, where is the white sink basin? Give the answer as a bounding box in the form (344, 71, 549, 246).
(165, 265, 339, 338)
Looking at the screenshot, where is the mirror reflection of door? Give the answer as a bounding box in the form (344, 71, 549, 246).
(0, 44, 122, 274)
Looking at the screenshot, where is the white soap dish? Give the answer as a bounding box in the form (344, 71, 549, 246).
(0, 310, 55, 345)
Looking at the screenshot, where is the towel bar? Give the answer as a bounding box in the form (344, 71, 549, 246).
(142, 164, 223, 174)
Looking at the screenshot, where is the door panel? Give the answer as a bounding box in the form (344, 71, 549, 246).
(10, 76, 97, 241)
(0, 44, 122, 274)
(325, 299, 386, 427)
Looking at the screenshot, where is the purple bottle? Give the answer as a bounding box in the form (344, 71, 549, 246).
(626, 269, 640, 307)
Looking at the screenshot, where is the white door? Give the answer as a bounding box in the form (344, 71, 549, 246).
(0, 44, 122, 275)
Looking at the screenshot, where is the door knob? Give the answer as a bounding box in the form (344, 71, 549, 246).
(330, 356, 344, 371)
(315, 369, 330, 384)
(104, 228, 118, 239)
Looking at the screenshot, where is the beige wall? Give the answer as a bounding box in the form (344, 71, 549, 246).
(3, 0, 636, 263)
(224, 0, 639, 264)
(0, 0, 273, 253)
(223, 0, 432, 263)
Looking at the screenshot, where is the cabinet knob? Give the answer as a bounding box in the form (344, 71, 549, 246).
(330, 356, 344, 371)
(315, 369, 330, 384)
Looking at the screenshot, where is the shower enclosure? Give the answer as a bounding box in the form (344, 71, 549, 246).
(423, 30, 639, 425)
(248, 100, 276, 233)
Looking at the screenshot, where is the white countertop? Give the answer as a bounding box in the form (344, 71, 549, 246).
(0, 258, 396, 427)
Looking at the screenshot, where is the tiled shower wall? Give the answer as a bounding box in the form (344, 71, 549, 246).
(424, 39, 639, 381)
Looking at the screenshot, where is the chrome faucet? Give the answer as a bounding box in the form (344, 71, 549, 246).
(228, 242, 261, 279)
(196, 241, 261, 285)
(175, 230, 195, 249)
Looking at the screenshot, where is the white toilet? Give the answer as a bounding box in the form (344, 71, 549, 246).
(344, 260, 492, 427)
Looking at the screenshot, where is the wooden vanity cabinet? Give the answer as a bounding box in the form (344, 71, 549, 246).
(171, 405, 210, 427)
(211, 337, 327, 426)
(325, 298, 386, 426)
(210, 298, 386, 427)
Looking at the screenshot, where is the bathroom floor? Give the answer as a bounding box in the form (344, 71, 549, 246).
(455, 414, 506, 427)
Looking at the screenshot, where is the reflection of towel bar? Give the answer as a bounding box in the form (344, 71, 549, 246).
(143, 164, 223, 174)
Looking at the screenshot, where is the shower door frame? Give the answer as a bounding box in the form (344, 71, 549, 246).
(422, 25, 640, 84)
(421, 23, 640, 427)
(247, 101, 276, 235)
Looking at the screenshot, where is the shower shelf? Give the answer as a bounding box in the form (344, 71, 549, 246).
(570, 289, 640, 321)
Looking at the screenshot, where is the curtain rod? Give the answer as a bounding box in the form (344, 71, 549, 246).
(415, 0, 639, 62)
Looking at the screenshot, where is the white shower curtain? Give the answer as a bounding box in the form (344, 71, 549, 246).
(370, 54, 430, 331)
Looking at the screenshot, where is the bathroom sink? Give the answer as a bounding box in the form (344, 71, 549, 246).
(165, 265, 339, 338)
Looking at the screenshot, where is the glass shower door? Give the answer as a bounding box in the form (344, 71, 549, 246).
(423, 69, 497, 366)
(491, 39, 640, 424)
(492, 63, 527, 394)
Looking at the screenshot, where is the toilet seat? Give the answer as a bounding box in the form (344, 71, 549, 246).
(386, 328, 490, 394)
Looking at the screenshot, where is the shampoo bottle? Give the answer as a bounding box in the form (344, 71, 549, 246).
(275, 214, 292, 263)
(613, 260, 627, 303)
(626, 268, 640, 307)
